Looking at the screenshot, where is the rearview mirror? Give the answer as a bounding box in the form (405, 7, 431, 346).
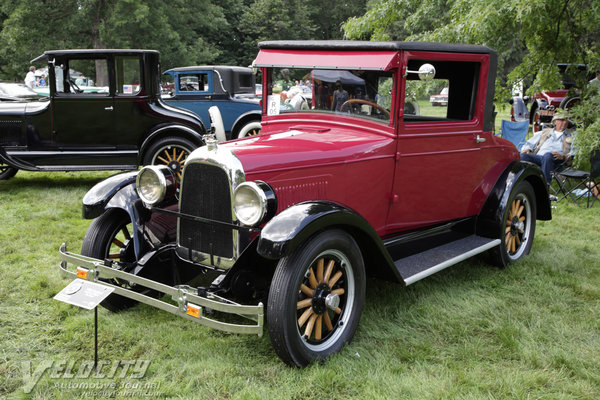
(405, 63, 436, 81)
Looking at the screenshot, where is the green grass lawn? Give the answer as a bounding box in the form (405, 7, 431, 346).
(1, 140, 599, 399)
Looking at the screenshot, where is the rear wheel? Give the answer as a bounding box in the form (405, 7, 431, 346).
(143, 136, 196, 180)
(0, 162, 17, 180)
(267, 230, 365, 367)
(491, 181, 537, 267)
(81, 209, 148, 312)
(236, 121, 261, 138)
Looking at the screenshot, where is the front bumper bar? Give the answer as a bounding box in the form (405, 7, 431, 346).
(59, 244, 264, 336)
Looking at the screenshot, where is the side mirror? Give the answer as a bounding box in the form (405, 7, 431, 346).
(405, 63, 436, 81)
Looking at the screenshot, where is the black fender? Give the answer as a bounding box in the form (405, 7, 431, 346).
(82, 172, 151, 260)
(231, 111, 262, 135)
(477, 160, 551, 238)
(257, 201, 400, 282)
(139, 123, 205, 163)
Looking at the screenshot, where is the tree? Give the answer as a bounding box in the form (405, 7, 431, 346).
(343, 0, 600, 99)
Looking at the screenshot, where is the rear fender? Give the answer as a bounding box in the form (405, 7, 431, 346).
(477, 161, 551, 238)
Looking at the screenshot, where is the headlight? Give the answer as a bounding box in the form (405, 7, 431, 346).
(233, 181, 276, 226)
(136, 165, 175, 206)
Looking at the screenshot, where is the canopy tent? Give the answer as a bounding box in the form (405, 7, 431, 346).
(311, 70, 365, 85)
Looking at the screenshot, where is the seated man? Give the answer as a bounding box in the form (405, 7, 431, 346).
(520, 109, 575, 185)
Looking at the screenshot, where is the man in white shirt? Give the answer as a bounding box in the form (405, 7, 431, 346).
(520, 109, 575, 185)
(24, 66, 36, 88)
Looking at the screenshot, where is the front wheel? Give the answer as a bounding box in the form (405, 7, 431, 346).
(491, 181, 537, 267)
(236, 121, 261, 138)
(81, 209, 147, 312)
(267, 230, 365, 367)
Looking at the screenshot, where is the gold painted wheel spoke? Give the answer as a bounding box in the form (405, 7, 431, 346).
(519, 216, 526, 222)
(334, 307, 342, 315)
(515, 235, 521, 246)
(316, 258, 324, 283)
(300, 284, 314, 297)
(308, 267, 318, 289)
(315, 315, 323, 340)
(297, 298, 312, 310)
(304, 313, 318, 338)
(323, 312, 333, 332)
(298, 307, 313, 328)
(331, 288, 345, 296)
(516, 205, 524, 218)
(329, 271, 343, 288)
(505, 226, 511, 234)
(108, 253, 121, 259)
(157, 155, 169, 164)
(323, 260, 335, 284)
(112, 238, 125, 248)
(176, 150, 185, 162)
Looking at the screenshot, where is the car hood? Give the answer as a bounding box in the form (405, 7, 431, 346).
(0, 99, 49, 115)
(221, 126, 395, 176)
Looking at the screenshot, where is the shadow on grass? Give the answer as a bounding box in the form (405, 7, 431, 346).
(0, 170, 126, 190)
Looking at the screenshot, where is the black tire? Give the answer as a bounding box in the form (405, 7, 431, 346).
(142, 136, 197, 180)
(81, 209, 146, 312)
(0, 162, 17, 180)
(559, 96, 580, 110)
(267, 230, 365, 367)
(490, 181, 537, 268)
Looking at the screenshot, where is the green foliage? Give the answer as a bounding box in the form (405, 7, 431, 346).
(571, 92, 600, 168)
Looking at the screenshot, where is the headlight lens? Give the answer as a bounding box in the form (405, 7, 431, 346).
(136, 165, 172, 206)
(233, 182, 268, 226)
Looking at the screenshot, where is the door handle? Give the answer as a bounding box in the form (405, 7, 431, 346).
(104, 106, 114, 111)
(475, 135, 486, 143)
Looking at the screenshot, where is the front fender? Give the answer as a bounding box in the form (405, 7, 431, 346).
(256, 201, 399, 281)
(82, 172, 139, 219)
(477, 160, 551, 238)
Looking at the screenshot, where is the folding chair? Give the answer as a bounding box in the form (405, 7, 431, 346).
(555, 151, 600, 207)
(498, 120, 529, 150)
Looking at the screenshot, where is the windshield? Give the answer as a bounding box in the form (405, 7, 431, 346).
(266, 67, 396, 125)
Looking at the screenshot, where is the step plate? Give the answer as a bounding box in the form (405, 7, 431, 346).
(395, 235, 500, 285)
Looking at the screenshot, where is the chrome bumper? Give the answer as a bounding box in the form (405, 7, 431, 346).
(58, 244, 264, 336)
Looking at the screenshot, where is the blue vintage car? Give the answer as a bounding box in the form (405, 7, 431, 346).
(162, 66, 262, 139)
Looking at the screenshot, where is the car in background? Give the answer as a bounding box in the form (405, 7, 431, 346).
(0, 82, 46, 101)
(0, 49, 205, 180)
(429, 87, 448, 106)
(162, 66, 262, 139)
(526, 64, 590, 131)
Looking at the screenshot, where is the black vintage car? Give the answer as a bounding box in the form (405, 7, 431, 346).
(0, 49, 205, 180)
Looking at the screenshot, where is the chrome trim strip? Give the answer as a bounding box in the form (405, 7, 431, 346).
(59, 244, 263, 336)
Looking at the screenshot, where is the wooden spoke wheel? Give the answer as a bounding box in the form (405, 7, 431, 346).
(492, 181, 537, 267)
(237, 121, 262, 138)
(81, 209, 147, 312)
(143, 136, 196, 181)
(267, 230, 365, 367)
(340, 99, 390, 117)
(296, 251, 351, 346)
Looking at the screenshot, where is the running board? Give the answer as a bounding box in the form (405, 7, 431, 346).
(395, 235, 500, 286)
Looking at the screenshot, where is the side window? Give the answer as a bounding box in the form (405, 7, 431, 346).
(115, 56, 142, 95)
(59, 58, 109, 95)
(404, 60, 480, 123)
(178, 73, 209, 92)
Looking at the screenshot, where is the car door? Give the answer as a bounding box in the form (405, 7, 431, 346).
(51, 56, 115, 150)
(387, 52, 496, 231)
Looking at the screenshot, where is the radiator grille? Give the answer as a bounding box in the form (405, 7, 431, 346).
(178, 163, 233, 259)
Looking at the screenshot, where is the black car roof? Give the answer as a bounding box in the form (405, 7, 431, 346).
(164, 66, 252, 73)
(31, 49, 159, 63)
(258, 40, 496, 55)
